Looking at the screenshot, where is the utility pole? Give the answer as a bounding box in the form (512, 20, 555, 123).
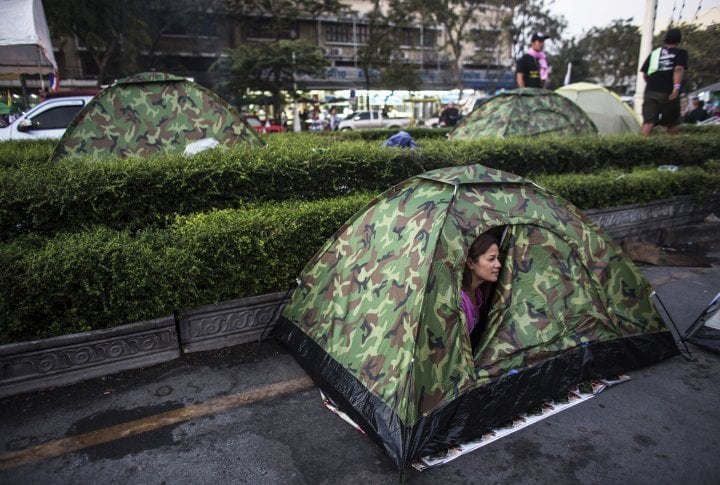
(634, 0, 658, 117)
(292, 51, 302, 133)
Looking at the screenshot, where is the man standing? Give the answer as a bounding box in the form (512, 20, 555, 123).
(329, 108, 340, 131)
(516, 32, 549, 89)
(640, 28, 688, 135)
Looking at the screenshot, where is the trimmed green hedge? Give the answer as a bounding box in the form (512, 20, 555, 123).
(2, 133, 720, 240)
(1, 165, 719, 344)
(537, 165, 720, 210)
(0, 194, 371, 343)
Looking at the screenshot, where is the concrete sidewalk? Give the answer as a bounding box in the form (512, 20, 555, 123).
(0, 245, 718, 484)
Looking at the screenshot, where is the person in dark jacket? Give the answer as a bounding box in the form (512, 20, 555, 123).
(439, 102, 460, 127)
(683, 97, 708, 124)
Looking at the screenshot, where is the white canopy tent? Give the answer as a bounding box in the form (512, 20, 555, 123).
(0, 0, 57, 76)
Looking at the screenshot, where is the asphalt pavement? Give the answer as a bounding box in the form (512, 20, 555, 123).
(1, 243, 719, 485)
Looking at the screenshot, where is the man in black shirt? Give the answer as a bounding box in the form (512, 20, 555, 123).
(439, 102, 460, 127)
(640, 28, 688, 135)
(516, 32, 549, 89)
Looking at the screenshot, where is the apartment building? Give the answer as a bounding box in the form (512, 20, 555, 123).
(53, 1, 512, 90)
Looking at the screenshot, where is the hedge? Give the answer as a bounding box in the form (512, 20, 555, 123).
(2, 132, 720, 240)
(1, 165, 719, 344)
(0, 193, 371, 343)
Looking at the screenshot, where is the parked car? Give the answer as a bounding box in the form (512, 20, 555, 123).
(337, 111, 411, 131)
(0, 95, 94, 141)
(244, 116, 284, 134)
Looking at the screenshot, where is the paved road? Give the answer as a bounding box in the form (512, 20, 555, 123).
(1, 245, 719, 485)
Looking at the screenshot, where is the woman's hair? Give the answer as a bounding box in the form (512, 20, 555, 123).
(462, 232, 500, 289)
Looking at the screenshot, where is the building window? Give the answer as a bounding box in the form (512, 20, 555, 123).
(326, 23, 353, 43)
(422, 30, 436, 48)
(156, 11, 218, 38)
(356, 24, 368, 44)
(399, 28, 417, 47)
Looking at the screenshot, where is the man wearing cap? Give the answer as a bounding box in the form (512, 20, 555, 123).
(516, 33, 549, 89)
(639, 28, 688, 135)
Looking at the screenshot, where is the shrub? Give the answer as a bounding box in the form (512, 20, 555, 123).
(2, 133, 719, 240)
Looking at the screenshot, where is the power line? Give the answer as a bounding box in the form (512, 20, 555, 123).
(692, 0, 703, 22)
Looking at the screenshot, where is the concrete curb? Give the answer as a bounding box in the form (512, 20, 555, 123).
(0, 195, 717, 398)
(178, 291, 290, 353)
(0, 315, 179, 398)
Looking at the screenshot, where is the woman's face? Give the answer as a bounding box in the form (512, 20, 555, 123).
(467, 243, 501, 285)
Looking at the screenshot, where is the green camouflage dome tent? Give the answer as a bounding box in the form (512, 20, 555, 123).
(51, 72, 263, 160)
(449, 88, 597, 139)
(556, 82, 641, 135)
(274, 164, 677, 471)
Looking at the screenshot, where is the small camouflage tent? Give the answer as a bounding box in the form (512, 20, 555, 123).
(52, 72, 263, 160)
(556, 82, 641, 135)
(449, 88, 597, 139)
(274, 164, 677, 470)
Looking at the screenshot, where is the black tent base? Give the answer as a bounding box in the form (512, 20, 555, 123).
(273, 316, 679, 471)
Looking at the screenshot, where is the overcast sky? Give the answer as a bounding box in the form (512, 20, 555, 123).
(549, 0, 720, 38)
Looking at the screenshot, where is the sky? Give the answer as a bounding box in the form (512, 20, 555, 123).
(549, 0, 720, 38)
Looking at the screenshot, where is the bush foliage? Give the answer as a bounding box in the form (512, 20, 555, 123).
(2, 132, 720, 240)
(1, 132, 719, 343)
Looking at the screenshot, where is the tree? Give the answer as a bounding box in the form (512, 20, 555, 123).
(502, 0, 566, 61)
(355, 0, 395, 99)
(662, 22, 720, 91)
(468, 3, 512, 93)
(399, 0, 487, 97)
(397, 1, 566, 94)
(222, 0, 350, 42)
(44, 0, 150, 85)
(142, 0, 225, 71)
(575, 19, 640, 93)
(216, 40, 328, 122)
(379, 64, 422, 107)
(547, 38, 591, 88)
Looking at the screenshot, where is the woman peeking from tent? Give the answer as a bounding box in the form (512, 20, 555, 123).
(462, 231, 502, 350)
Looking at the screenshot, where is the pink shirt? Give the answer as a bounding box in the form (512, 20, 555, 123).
(461, 287, 484, 334)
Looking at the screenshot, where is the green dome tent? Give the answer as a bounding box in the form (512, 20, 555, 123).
(449, 88, 597, 139)
(556, 82, 641, 135)
(51, 72, 263, 161)
(274, 163, 677, 471)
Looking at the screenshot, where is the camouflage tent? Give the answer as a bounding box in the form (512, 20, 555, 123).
(274, 164, 677, 470)
(51, 72, 263, 161)
(556, 82, 641, 135)
(449, 88, 597, 139)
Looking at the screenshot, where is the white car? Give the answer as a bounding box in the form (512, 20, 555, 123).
(337, 111, 411, 131)
(0, 96, 93, 141)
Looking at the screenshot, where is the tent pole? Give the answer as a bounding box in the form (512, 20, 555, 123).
(651, 291, 694, 360)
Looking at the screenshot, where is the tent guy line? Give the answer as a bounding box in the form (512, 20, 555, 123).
(0, 376, 314, 471)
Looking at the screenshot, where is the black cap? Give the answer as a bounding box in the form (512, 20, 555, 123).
(664, 28, 682, 44)
(531, 32, 548, 42)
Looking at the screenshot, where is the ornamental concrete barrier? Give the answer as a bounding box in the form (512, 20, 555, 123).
(0, 315, 179, 399)
(586, 195, 720, 244)
(178, 291, 290, 353)
(0, 195, 718, 398)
